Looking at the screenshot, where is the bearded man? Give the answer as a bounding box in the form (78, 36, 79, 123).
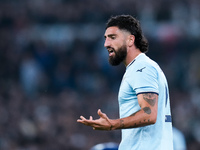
(77, 15, 173, 150)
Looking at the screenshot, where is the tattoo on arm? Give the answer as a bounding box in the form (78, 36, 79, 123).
(126, 94, 156, 128)
(127, 107, 151, 128)
(120, 119, 125, 128)
(143, 107, 151, 114)
(143, 93, 157, 106)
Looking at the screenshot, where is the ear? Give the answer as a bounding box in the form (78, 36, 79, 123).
(127, 35, 135, 47)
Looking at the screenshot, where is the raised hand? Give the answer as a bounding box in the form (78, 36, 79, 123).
(77, 109, 113, 130)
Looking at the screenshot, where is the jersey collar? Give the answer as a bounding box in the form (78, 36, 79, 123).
(126, 53, 145, 69)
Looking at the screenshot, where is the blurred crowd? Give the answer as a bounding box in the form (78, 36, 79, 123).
(0, 0, 200, 150)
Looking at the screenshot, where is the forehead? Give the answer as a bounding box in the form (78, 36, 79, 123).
(104, 26, 122, 36)
(104, 26, 130, 37)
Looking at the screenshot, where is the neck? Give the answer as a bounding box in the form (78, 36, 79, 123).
(124, 48, 142, 67)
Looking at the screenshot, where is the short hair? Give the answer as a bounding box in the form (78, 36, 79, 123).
(106, 15, 149, 53)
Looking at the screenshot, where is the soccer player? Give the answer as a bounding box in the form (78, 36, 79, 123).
(77, 15, 173, 150)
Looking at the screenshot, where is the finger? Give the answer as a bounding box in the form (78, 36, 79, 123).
(80, 116, 87, 120)
(77, 119, 83, 123)
(92, 126, 106, 131)
(97, 109, 102, 116)
(77, 116, 87, 123)
(77, 118, 91, 125)
(98, 109, 106, 118)
(77, 116, 95, 126)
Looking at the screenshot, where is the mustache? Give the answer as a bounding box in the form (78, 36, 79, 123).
(106, 46, 115, 51)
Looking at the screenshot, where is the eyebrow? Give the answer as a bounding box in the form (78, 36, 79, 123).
(104, 34, 117, 39)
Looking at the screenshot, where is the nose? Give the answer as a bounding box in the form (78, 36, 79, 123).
(104, 38, 110, 48)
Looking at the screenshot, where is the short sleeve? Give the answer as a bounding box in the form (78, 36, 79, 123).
(128, 62, 159, 95)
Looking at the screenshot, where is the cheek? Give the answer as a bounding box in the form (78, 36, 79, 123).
(113, 41, 123, 49)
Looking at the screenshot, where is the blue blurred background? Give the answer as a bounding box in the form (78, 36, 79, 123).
(0, 0, 200, 150)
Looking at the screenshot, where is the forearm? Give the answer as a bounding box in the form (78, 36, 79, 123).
(110, 107, 157, 130)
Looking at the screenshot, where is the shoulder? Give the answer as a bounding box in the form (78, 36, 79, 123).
(128, 54, 159, 76)
(136, 54, 158, 68)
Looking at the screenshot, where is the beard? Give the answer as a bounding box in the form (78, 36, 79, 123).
(108, 45, 127, 66)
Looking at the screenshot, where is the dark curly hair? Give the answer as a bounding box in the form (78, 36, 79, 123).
(106, 15, 149, 53)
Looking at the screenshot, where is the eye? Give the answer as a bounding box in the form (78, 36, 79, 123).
(111, 36, 116, 39)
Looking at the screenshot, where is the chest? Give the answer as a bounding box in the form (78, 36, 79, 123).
(118, 76, 140, 117)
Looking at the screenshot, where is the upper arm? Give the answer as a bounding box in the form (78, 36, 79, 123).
(137, 93, 158, 121)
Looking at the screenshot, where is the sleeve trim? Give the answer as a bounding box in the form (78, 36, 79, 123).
(136, 92, 159, 96)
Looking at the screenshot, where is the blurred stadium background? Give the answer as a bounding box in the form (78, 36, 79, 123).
(0, 0, 200, 149)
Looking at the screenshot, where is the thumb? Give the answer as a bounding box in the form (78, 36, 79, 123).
(97, 109, 106, 118)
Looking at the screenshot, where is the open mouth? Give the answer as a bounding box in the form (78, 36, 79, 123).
(107, 48, 115, 56)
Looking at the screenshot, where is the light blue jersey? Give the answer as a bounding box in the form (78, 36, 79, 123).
(118, 53, 173, 150)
